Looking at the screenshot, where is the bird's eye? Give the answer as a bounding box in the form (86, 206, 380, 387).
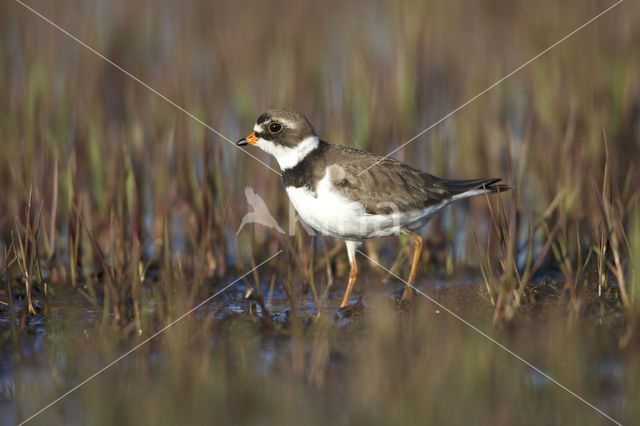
(269, 122, 283, 133)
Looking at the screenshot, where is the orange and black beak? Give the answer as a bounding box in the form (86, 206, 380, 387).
(236, 132, 258, 146)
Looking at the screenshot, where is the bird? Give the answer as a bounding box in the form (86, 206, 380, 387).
(237, 109, 510, 308)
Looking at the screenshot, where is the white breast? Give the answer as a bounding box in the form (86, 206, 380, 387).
(285, 167, 446, 240)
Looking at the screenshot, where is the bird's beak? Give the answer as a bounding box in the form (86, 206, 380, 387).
(236, 132, 258, 146)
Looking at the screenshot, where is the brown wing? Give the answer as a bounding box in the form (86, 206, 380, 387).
(324, 144, 506, 215)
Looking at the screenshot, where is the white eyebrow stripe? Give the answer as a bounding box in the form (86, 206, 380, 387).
(278, 118, 296, 128)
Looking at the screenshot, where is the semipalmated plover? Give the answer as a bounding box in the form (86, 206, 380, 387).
(237, 109, 509, 307)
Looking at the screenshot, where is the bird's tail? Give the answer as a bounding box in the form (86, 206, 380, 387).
(440, 177, 512, 200)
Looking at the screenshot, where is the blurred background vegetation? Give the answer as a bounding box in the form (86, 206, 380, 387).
(1, 0, 639, 424)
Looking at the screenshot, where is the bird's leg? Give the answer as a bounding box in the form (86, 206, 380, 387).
(340, 240, 360, 308)
(340, 256, 358, 308)
(402, 230, 423, 301)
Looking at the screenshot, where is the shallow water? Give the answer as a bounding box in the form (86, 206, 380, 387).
(1, 273, 634, 425)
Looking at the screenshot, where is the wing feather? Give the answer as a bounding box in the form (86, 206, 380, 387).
(323, 144, 507, 215)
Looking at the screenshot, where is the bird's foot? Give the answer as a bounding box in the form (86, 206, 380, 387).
(392, 294, 418, 311)
(336, 296, 364, 319)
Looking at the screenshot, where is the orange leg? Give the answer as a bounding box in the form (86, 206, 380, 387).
(340, 256, 358, 308)
(401, 230, 423, 301)
(340, 240, 360, 308)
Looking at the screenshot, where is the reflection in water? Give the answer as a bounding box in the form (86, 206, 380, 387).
(1, 274, 631, 425)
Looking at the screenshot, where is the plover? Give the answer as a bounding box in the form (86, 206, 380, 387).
(237, 109, 509, 307)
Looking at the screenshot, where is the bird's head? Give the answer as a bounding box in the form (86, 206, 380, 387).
(236, 109, 319, 170)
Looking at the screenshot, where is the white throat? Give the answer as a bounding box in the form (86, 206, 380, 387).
(255, 136, 320, 170)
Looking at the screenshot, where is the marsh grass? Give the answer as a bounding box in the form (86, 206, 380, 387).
(1, 0, 640, 424)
